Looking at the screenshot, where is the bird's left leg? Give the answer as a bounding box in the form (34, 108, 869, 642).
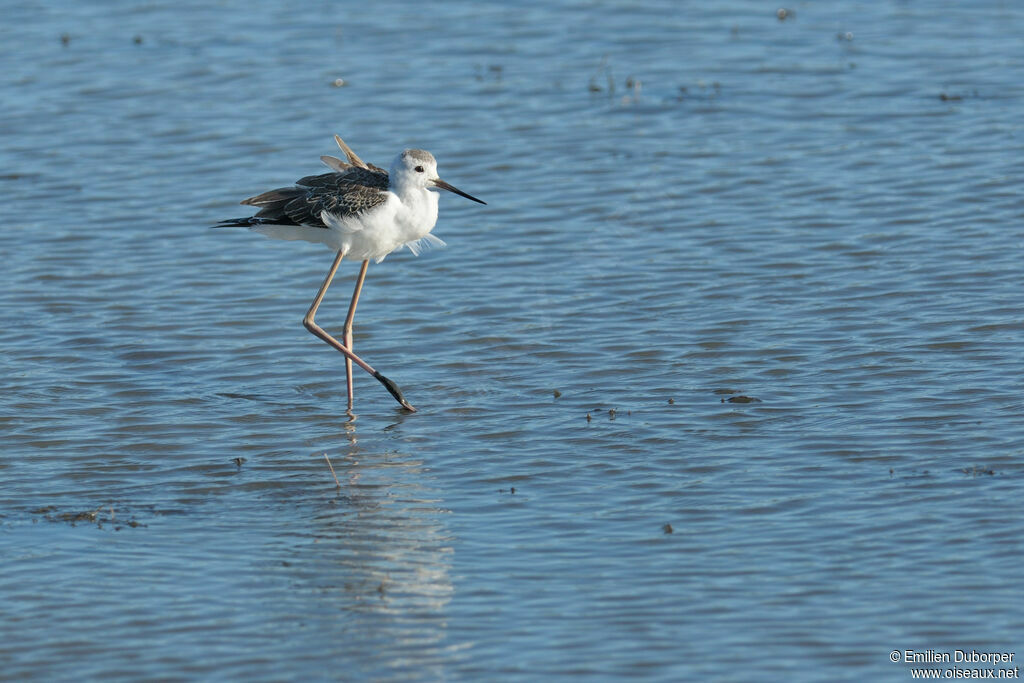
(343, 259, 370, 411)
(303, 250, 416, 412)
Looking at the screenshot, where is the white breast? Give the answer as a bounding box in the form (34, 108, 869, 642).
(322, 188, 441, 263)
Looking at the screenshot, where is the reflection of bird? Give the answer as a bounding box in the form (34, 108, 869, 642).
(216, 135, 486, 413)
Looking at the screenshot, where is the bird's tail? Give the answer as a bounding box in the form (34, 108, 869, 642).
(213, 186, 307, 228)
(211, 217, 265, 229)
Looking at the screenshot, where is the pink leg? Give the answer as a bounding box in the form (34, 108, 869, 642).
(342, 259, 370, 411)
(303, 250, 416, 412)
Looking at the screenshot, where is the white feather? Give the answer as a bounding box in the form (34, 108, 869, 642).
(404, 233, 446, 257)
(320, 209, 364, 234)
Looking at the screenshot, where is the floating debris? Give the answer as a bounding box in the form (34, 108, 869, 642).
(668, 397, 675, 405)
(61, 509, 98, 524)
(663, 523, 674, 534)
(330, 78, 348, 88)
(553, 389, 562, 399)
(474, 64, 504, 82)
(723, 395, 762, 404)
(680, 80, 721, 101)
(33, 505, 144, 529)
(776, 8, 793, 21)
(587, 57, 615, 94)
(323, 453, 340, 487)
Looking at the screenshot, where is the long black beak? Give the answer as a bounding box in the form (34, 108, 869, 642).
(432, 178, 486, 205)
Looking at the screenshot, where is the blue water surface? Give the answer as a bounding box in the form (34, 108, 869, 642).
(1, 1, 1022, 680)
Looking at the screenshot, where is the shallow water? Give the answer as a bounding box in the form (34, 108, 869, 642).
(2, 1, 1022, 680)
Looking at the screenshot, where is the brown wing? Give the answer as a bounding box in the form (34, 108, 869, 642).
(240, 166, 389, 228)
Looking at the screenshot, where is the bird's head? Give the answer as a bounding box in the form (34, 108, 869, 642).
(391, 149, 486, 204)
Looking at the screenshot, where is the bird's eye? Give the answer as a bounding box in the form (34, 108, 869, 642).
(415, 165, 425, 173)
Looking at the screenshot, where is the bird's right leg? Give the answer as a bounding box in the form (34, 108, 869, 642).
(302, 250, 416, 412)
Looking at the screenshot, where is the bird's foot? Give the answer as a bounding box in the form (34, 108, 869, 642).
(373, 371, 417, 412)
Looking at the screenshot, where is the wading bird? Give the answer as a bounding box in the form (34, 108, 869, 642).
(216, 135, 486, 413)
